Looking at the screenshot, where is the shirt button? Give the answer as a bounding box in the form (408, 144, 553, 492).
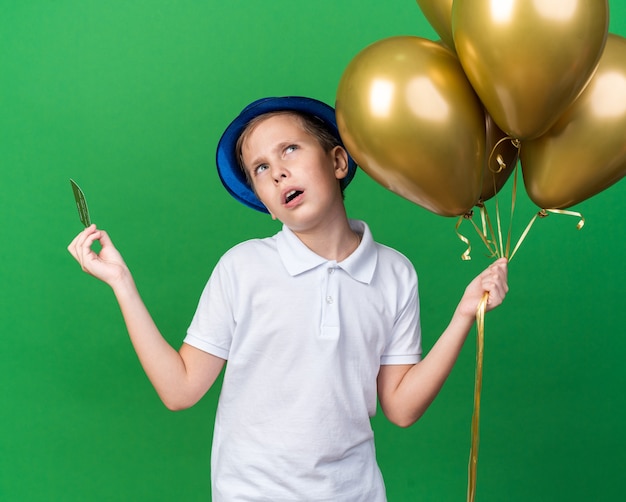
(326, 296, 334, 304)
(328, 268, 335, 274)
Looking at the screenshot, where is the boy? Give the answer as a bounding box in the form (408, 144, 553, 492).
(68, 96, 508, 501)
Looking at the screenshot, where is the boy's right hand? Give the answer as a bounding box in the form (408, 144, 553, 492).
(67, 224, 129, 287)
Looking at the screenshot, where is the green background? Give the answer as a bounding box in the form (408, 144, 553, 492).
(1, 1, 624, 500)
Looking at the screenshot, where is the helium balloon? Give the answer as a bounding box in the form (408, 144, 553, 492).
(336, 36, 485, 217)
(521, 34, 626, 209)
(452, 0, 609, 140)
(416, 0, 454, 50)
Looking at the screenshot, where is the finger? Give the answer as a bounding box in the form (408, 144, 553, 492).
(74, 226, 103, 270)
(484, 277, 507, 308)
(67, 224, 96, 259)
(70, 224, 97, 249)
(486, 260, 508, 287)
(82, 229, 102, 249)
(494, 263, 509, 294)
(96, 229, 114, 249)
(488, 258, 508, 278)
(67, 234, 80, 259)
(479, 274, 502, 301)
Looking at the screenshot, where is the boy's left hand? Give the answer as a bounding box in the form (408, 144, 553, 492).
(457, 258, 509, 318)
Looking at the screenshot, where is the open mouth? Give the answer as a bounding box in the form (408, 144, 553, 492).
(285, 189, 303, 204)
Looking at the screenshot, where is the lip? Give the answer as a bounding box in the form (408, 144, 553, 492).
(281, 186, 305, 208)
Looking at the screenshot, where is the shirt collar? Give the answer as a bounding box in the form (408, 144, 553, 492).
(276, 219, 378, 284)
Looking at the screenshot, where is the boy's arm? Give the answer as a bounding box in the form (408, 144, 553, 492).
(68, 224, 225, 411)
(377, 258, 508, 428)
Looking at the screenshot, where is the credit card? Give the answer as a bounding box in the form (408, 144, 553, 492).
(70, 178, 92, 227)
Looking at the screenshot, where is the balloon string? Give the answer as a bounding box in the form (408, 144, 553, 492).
(508, 210, 542, 261)
(508, 208, 585, 261)
(464, 136, 521, 261)
(457, 199, 503, 261)
(465, 203, 585, 264)
(455, 215, 474, 261)
(460, 140, 585, 502)
(467, 291, 489, 502)
(461, 207, 499, 259)
(479, 203, 488, 238)
(491, 138, 520, 259)
(494, 184, 505, 258)
(504, 160, 520, 258)
(462, 205, 584, 502)
(479, 204, 501, 258)
(487, 136, 518, 174)
(544, 208, 585, 229)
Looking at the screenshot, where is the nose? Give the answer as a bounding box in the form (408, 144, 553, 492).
(270, 163, 289, 184)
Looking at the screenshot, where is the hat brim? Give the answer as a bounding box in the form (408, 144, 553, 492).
(216, 96, 357, 213)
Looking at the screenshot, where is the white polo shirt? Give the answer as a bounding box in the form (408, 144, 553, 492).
(185, 220, 422, 501)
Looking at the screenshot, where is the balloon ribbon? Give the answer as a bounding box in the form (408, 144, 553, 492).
(467, 291, 488, 502)
(459, 202, 584, 502)
(457, 141, 584, 501)
(456, 158, 585, 262)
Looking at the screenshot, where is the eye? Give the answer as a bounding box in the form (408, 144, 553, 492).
(285, 144, 298, 154)
(254, 164, 269, 176)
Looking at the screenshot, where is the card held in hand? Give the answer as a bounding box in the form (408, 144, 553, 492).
(70, 179, 91, 227)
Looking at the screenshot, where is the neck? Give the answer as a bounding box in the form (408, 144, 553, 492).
(292, 214, 360, 262)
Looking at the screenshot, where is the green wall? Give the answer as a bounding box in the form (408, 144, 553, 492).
(1, 1, 624, 500)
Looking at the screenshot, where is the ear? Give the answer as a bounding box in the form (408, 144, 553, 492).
(331, 146, 350, 181)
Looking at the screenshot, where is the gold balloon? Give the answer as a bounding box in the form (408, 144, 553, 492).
(336, 36, 485, 217)
(521, 34, 626, 209)
(416, 0, 454, 50)
(452, 0, 609, 140)
(480, 114, 520, 202)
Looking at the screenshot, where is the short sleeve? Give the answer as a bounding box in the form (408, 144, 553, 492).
(184, 256, 236, 360)
(380, 263, 422, 366)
